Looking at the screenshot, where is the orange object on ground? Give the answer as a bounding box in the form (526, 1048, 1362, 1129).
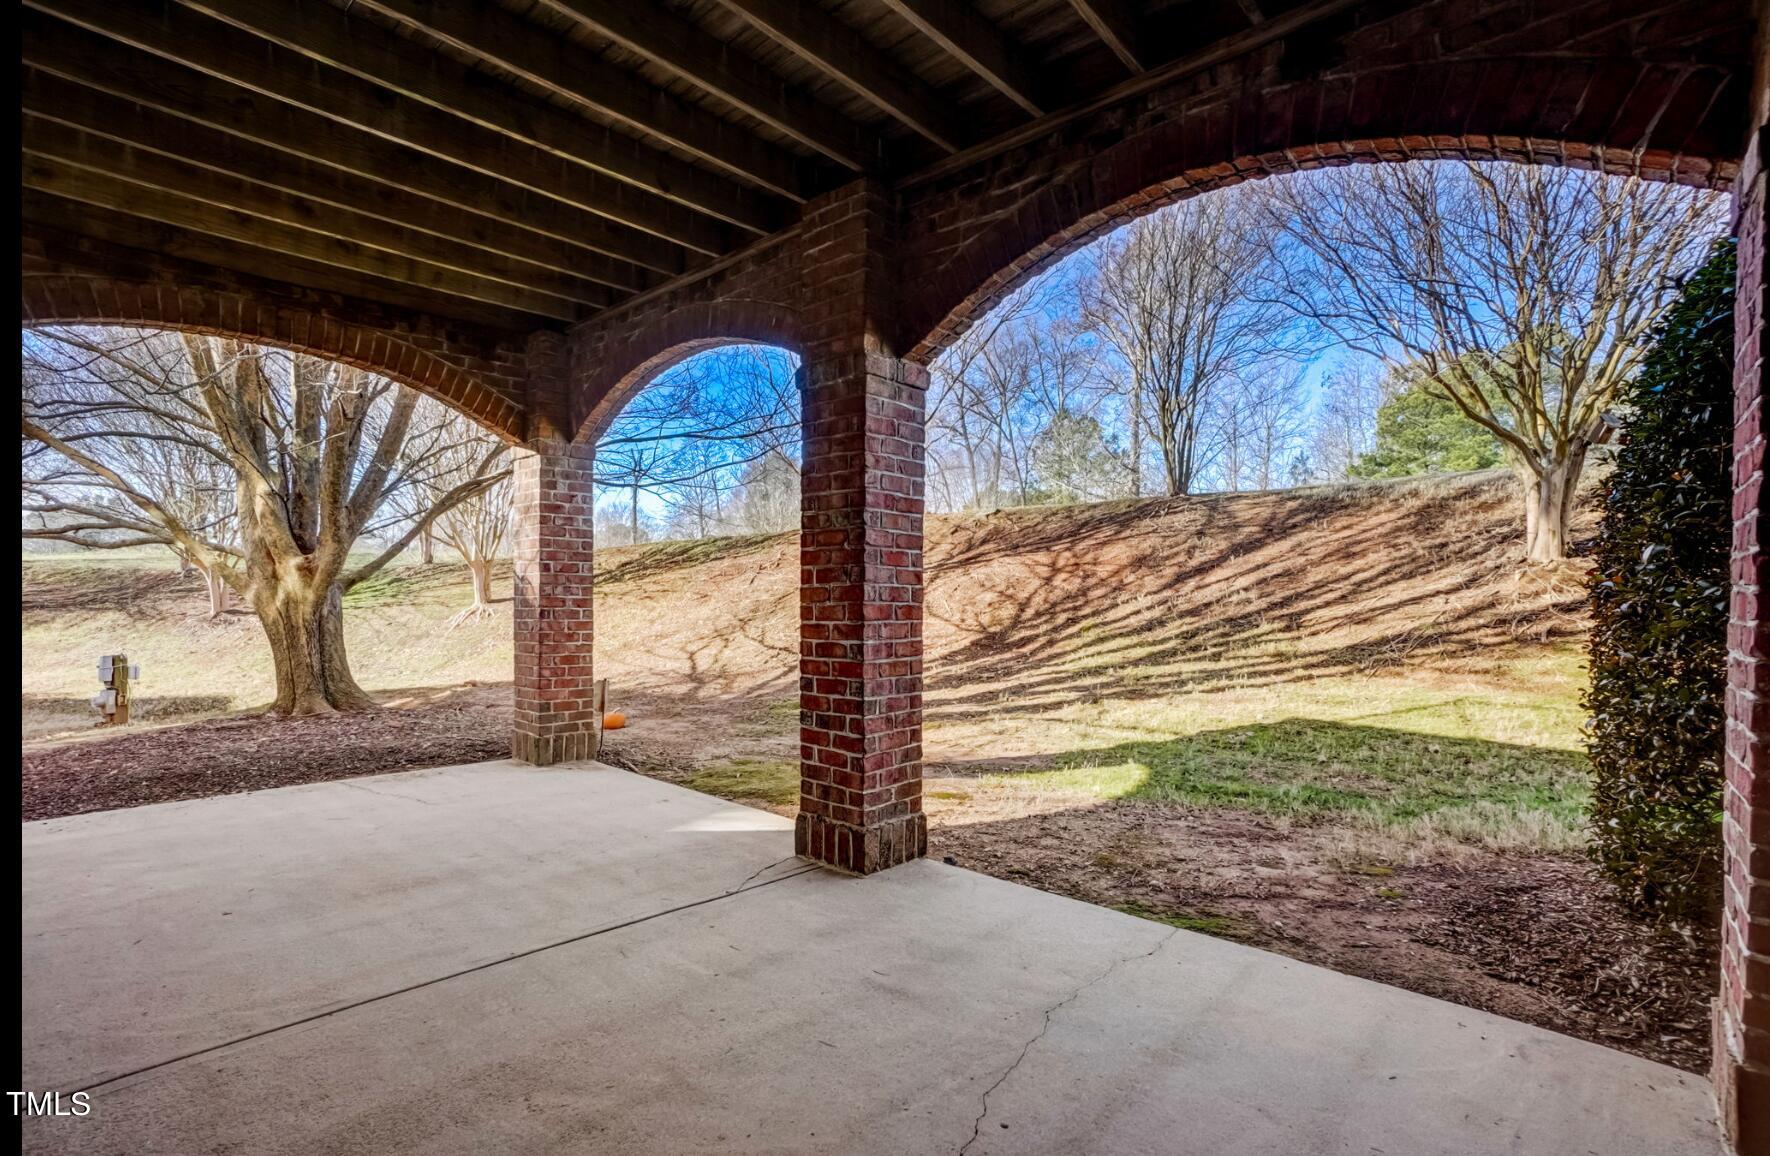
(602, 711, 627, 730)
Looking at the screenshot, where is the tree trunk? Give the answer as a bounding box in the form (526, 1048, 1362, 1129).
(1521, 449, 1587, 563)
(255, 578, 375, 715)
(418, 525, 435, 565)
(203, 565, 229, 619)
(467, 557, 493, 611)
(1129, 387, 1144, 498)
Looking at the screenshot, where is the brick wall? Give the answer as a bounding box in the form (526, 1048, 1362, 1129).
(790, 181, 928, 874)
(571, 233, 803, 444)
(1717, 32, 1770, 1148)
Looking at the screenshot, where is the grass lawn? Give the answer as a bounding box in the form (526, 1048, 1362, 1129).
(683, 648, 1591, 858)
(991, 659, 1585, 849)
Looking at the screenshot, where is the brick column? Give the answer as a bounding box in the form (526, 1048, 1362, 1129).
(1717, 38, 1770, 1153)
(794, 179, 927, 874)
(510, 436, 598, 765)
(797, 354, 927, 873)
(511, 330, 598, 766)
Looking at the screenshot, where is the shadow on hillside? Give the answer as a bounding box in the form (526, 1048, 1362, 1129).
(21, 566, 188, 620)
(576, 476, 1581, 719)
(595, 533, 783, 587)
(928, 717, 1585, 819)
(345, 561, 516, 607)
(920, 477, 1584, 720)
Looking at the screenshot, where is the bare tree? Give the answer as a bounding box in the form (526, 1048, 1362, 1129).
(1208, 363, 1310, 491)
(404, 402, 513, 622)
(1260, 160, 1724, 561)
(660, 441, 735, 538)
(21, 328, 507, 714)
(22, 337, 241, 617)
(1081, 198, 1307, 497)
(1310, 359, 1385, 482)
(594, 499, 656, 546)
(729, 448, 801, 533)
(927, 277, 1111, 511)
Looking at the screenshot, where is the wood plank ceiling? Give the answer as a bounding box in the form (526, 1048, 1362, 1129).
(20, 0, 1318, 333)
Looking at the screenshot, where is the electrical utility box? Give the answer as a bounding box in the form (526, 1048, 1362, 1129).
(92, 653, 138, 726)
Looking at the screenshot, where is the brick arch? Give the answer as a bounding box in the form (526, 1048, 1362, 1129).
(575, 335, 802, 448)
(22, 275, 528, 442)
(568, 227, 804, 444)
(899, 51, 1742, 363)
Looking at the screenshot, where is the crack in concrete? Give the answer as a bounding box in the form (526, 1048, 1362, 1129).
(727, 854, 803, 895)
(338, 781, 436, 805)
(958, 928, 1179, 1155)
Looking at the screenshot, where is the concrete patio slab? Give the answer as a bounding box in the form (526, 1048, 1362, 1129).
(22, 760, 803, 1091)
(22, 762, 1719, 1155)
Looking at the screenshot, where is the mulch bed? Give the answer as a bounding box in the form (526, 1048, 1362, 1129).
(1412, 860, 1717, 1071)
(21, 700, 508, 822)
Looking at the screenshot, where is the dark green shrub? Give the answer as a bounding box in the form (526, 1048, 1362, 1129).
(1584, 238, 1735, 925)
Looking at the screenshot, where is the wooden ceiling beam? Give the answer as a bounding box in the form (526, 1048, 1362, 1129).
(877, 0, 1044, 116)
(22, 70, 655, 294)
(713, 0, 969, 151)
(1066, 0, 1149, 74)
(21, 158, 585, 322)
(538, 0, 883, 171)
(21, 11, 692, 277)
(352, 0, 809, 203)
(25, 0, 739, 256)
(23, 119, 619, 312)
(177, 0, 783, 234)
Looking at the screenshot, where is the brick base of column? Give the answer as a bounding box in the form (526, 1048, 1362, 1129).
(1715, 1008, 1770, 1156)
(1718, 89, 1769, 1156)
(511, 729, 600, 767)
(795, 811, 927, 875)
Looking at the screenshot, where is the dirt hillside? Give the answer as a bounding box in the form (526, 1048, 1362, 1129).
(598, 469, 1585, 706)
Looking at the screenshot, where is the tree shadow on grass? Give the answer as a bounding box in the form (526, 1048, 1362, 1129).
(931, 717, 1588, 830)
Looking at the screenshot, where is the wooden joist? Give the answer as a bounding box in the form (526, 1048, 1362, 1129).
(21, 154, 587, 322)
(352, 0, 810, 202)
(177, 0, 784, 234)
(21, 11, 693, 277)
(25, 0, 740, 256)
(713, 0, 969, 151)
(24, 193, 556, 333)
(540, 0, 884, 171)
(878, 0, 1044, 116)
(22, 70, 656, 294)
(1066, 0, 1148, 74)
(23, 120, 619, 312)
